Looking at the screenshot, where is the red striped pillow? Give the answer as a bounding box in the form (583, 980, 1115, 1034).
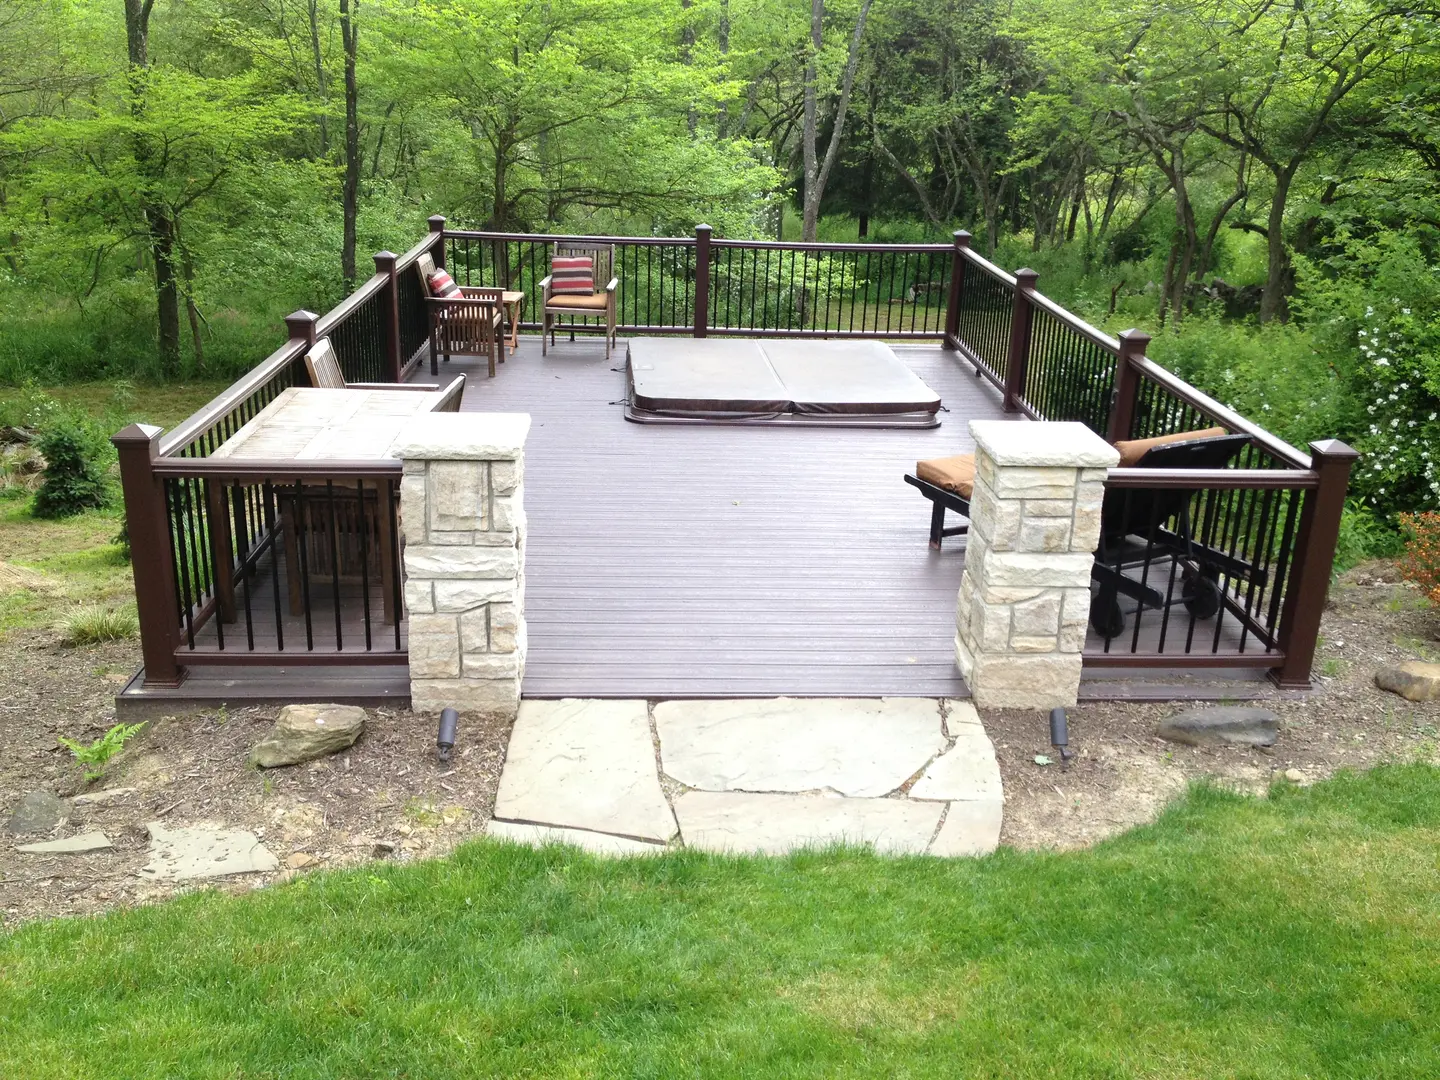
(551, 255, 594, 294)
(427, 269, 460, 298)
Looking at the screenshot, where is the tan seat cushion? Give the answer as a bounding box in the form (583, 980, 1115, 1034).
(546, 292, 609, 310)
(916, 453, 975, 498)
(1113, 426, 1228, 467)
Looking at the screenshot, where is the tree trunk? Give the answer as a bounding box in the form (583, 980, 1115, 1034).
(1259, 167, 1293, 324)
(308, 0, 330, 156)
(339, 0, 360, 288)
(800, 0, 873, 242)
(124, 0, 181, 373)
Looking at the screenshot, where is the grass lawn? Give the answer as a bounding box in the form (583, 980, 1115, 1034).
(3, 766, 1438, 1078)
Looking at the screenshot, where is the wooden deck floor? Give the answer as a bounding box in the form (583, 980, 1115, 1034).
(411, 337, 995, 697)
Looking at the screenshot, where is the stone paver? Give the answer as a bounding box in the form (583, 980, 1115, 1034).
(17, 832, 113, 854)
(138, 823, 279, 881)
(655, 698, 945, 797)
(493, 699, 676, 842)
(487, 820, 665, 855)
(909, 729, 1001, 801)
(673, 791, 944, 855)
(929, 799, 1003, 857)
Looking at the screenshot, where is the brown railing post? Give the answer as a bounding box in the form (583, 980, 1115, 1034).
(693, 224, 712, 338)
(1272, 439, 1360, 689)
(1106, 329, 1150, 442)
(1004, 268, 1038, 412)
(113, 423, 184, 688)
(375, 251, 403, 382)
(285, 309, 319, 348)
(943, 230, 970, 351)
(428, 215, 447, 269)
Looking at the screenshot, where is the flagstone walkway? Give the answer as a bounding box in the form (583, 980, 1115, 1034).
(487, 698, 1003, 857)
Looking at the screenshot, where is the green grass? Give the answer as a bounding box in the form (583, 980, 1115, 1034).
(3, 766, 1439, 1077)
(58, 603, 138, 645)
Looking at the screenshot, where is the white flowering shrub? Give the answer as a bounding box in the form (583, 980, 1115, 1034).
(1351, 300, 1440, 514)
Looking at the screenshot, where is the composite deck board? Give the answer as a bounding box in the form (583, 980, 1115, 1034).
(412, 338, 989, 698)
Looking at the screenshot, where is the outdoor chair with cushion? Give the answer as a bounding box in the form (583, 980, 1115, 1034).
(905, 425, 1261, 637)
(416, 251, 505, 379)
(304, 336, 466, 410)
(539, 241, 618, 360)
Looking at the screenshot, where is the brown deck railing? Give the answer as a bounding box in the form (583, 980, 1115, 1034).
(116, 217, 1354, 691)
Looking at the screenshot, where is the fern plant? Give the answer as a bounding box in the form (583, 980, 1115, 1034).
(59, 721, 147, 782)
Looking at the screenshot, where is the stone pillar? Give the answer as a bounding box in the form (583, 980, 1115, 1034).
(955, 420, 1119, 709)
(394, 413, 530, 715)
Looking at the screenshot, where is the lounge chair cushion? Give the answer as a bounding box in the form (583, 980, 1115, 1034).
(545, 291, 609, 310)
(550, 255, 594, 294)
(916, 453, 975, 498)
(1113, 426, 1228, 467)
(427, 269, 460, 299)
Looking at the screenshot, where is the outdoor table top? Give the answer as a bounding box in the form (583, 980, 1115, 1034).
(210, 386, 441, 461)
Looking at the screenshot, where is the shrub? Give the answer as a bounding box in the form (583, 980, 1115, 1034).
(32, 417, 108, 518)
(1399, 512, 1440, 605)
(1334, 501, 1405, 576)
(60, 604, 139, 646)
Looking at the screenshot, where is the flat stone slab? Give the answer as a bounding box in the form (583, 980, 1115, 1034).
(17, 831, 113, 854)
(138, 823, 279, 881)
(655, 698, 945, 797)
(929, 799, 1003, 857)
(73, 787, 137, 807)
(909, 726, 1002, 802)
(487, 820, 665, 856)
(1158, 706, 1279, 747)
(493, 699, 676, 842)
(1375, 662, 1440, 702)
(673, 791, 944, 855)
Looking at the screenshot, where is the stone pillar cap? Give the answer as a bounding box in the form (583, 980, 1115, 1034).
(392, 412, 531, 460)
(969, 420, 1119, 469)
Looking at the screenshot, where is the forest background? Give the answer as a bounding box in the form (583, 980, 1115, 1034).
(2, 0, 1439, 530)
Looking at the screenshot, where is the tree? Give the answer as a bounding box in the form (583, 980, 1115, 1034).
(799, 0, 873, 241)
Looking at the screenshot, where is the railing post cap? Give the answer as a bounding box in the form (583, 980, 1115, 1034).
(286, 309, 319, 323)
(696, 223, 713, 234)
(111, 422, 163, 447)
(374, 250, 398, 263)
(428, 214, 447, 231)
(954, 230, 972, 246)
(1117, 327, 1152, 347)
(1015, 267, 1039, 284)
(1309, 438, 1360, 461)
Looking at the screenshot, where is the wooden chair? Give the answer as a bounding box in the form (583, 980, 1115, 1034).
(540, 241, 618, 360)
(304, 337, 466, 410)
(416, 251, 505, 378)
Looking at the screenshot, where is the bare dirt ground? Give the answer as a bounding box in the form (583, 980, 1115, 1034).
(3, 561, 1439, 926)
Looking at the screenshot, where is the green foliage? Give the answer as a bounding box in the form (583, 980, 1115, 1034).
(1334, 502, 1405, 576)
(60, 604, 139, 646)
(32, 418, 109, 519)
(57, 721, 146, 782)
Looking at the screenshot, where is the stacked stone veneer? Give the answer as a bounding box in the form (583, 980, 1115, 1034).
(955, 420, 1119, 709)
(394, 413, 530, 715)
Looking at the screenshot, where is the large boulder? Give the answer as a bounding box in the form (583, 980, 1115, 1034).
(1375, 663, 1440, 703)
(1158, 706, 1278, 748)
(249, 704, 366, 768)
(5, 790, 67, 835)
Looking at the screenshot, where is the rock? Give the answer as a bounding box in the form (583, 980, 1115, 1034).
(928, 799, 1004, 857)
(909, 726, 1003, 802)
(284, 852, 318, 869)
(73, 787, 138, 807)
(4, 790, 67, 835)
(1157, 707, 1278, 748)
(494, 700, 676, 843)
(16, 831, 113, 854)
(654, 698, 945, 798)
(486, 820, 665, 856)
(673, 791, 944, 856)
(1374, 662, 1440, 703)
(138, 823, 279, 881)
(249, 704, 366, 768)
(1284, 768, 1305, 783)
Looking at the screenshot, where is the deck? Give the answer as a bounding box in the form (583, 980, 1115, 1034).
(410, 337, 993, 698)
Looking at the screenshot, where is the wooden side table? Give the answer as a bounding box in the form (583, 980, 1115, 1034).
(501, 291, 525, 355)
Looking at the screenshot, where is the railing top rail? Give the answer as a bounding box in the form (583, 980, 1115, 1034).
(957, 244, 1018, 289)
(397, 228, 443, 270)
(442, 229, 694, 247)
(152, 458, 404, 479)
(710, 238, 952, 254)
(1105, 467, 1319, 490)
(157, 338, 307, 458)
(1129, 355, 1313, 470)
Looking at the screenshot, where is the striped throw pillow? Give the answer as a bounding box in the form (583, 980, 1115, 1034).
(551, 256, 594, 294)
(427, 270, 460, 298)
